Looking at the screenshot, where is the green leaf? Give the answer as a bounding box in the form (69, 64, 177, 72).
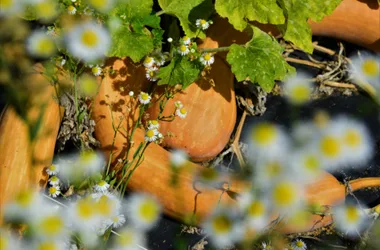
(108, 25, 154, 62)
(226, 26, 294, 92)
(157, 56, 201, 88)
(215, 0, 285, 31)
(152, 29, 165, 48)
(113, 0, 153, 22)
(158, 0, 207, 38)
(277, 0, 342, 53)
(132, 14, 161, 33)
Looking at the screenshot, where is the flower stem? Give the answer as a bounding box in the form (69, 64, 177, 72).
(199, 46, 231, 53)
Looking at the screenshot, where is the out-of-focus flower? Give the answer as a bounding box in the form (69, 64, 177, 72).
(138, 91, 151, 105)
(91, 65, 102, 76)
(261, 241, 273, 250)
(31, 239, 66, 250)
(112, 227, 146, 250)
(67, 5, 77, 15)
(125, 193, 162, 231)
(26, 30, 57, 58)
(146, 66, 159, 81)
(128, 91, 134, 97)
(176, 107, 187, 118)
(316, 128, 344, 170)
(66, 22, 110, 62)
(34, 0, 59, 21)
(333, 203, 369, 237)
(350, 54, 380, 87)
(66, 197, 100, 232)
(78, 74, 98, 97)
(283, 73, 313, 105)
(0, 228, 22, 250)
(0, 0, 22, 16)
(182, 36, 191, 45)
(167, 37, 173, 43)
(269, 180, 303, 213)
(31, 210, 68, 240)
(238, 193, 270, 232)
(194, 167, 223, 189)
(200, 53, 215, 66)
(4, 190, 44, 221)
(253, 158, 287, 188)
(196, 19, 210, 30)
(87, 0, 115, 13)
(170, 149, 188, 168)
(178, 45, 189, 56)
(290, 148, 325, 182)
(202, 208, 243, 249)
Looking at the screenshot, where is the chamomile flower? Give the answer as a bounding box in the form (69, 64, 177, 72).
(350, 53, 380, 87)
(0, 0, 22, 16)
(176, 107, 187, 118)
(174, 100, 183, 108)
(138, 91, 151, 104)
(333, 203, 369, 237)
(66, 22, 111, 62)
(283, 74, 313, 105)
(48, 176, 60, 186)
(26, 30, 57, 58)
(291, 239, 307, 250)
(0, 229, 22, 250)
(78, 74, 98, 97)
(261, 241, 273, 250)
(31, 239, 66, 250)
(290, 148, 325, 182)
(269, 180, 303, 212)
(248, 122, 289, 161)
(46, 164, 59, 175)
(91, 65, 102, 76)
(4, 190, 43, 221)
(202, 208, 243, 248)
(145, 129, 159, 142)
(67, 5, 77, 15)
(178, 45, 189, 56)
(182, 36, 191, 45)
(31, 211, 67, 240)
(34, 0, 59, 21)
(94, 193, 121, 220)
(316, 127, 344, 170)
(154, 53, 166, 66)
(76, 150, 105, 175)
(238, 193, 270, 231)
(125, 193, 162, 231)
(170, 149, 188, 168)
(253, 158, 287, 188)
(200, 53, 215, 66)
(48, 185, 60, 198)
(143, 56, 155, 68)
(110, 214, 126, 228)
(196, 19, 210, 30)
(128, 91, 134, 97)
(112, 227, 146, 250)
(87, 0, 115, 13)
(146, 66, 159, 81)
(66, 197, 100, 231)
(94, 180, 110, 192)
(148, 120, 160, 130)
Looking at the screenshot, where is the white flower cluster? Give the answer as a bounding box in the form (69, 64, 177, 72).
(144, 120, 163, 143)
(143, 53, 166, 82)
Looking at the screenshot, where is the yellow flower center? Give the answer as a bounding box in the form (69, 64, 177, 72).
(141, 93, 149, 100)
(49, 165, 56, 171)
(36, 1, 57, 20)
(273, 182, 296, 207)
(149, 71, 155, 77)
(146, 130, 155, 138)
(183, 36, 189, 41)
(179, 108, 187, 115)
(15, 190, 33, 207)
(79, 151, 96, 164)
(88, 0, 107, 9)
(290, 85, 310, 103)
(144, 57, 153, 63)
(81, 30, 99, 47)
(98, 180, 106, 186)
(344, 129, 361, 147)
(139, 200, 159, 222)
(112, 216, 119, 223)
(345, 205, 360, 223)
(39, 215, 64, 236)
(200, 19, 207, 25)
(266, 162, 282, 177)
(362, 59, 379, 77)
(79, 75, 98, 97)
(179, 45, 187, 52)
(68, 5, 75, 12)
(212, 215, 232, 234)
(50, 176, 58, 182)
(37, 242, 58, 250)
(251, 123, 277, 146)
(96, 197, 112, 216)
(118, 231, 133, 246)
(77, 199, 94, 219)
(304, 155, 319, 172)
(296, 241, 304, 247)
(248, 200, 265, 217)
(0, 235, 8, 249)
(150, 120, 158, 125)
(203, 53, 211, 61)
(320, 135, 341, 158)
(92, 67, 100, 74)
(48, 187, 57, 195)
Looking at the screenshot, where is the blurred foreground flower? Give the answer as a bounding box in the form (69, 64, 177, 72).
(333, 203, 370, 237)
(26, 30, 57, 58)
(283, 73, 313, 105)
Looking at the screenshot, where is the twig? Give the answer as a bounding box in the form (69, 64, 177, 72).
(312, 42, 336, 56)
(323, 81, 356, 89)
(285, 57, 325, 69)
(231, 110, 247, 168)
(297, 235, 348, 249)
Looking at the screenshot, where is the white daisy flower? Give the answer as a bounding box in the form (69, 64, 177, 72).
(178, 45, 189, 56)
(31, 210, 68, 240)
(125, 193, 162, 231)
(154, 53, 166, 66)
(196, 19, 210, 30)
(182, 36, 191, 45)
(111, 214, 126, 228)
(200, 53, 215, 66)
(248, 122, 289, 161)
(0, 229, 21, 250)
(291, 239, 307, 250)
(87, 0, 115, 13)
(34, 0, 59, 22)
(269, 180, 304, 213)
(46, 164, 59, 175)
(167, 37, 173, 43)
(91, 65, 102, 76)
(48, 185, 60, 198)
(261, 241, 273, 250)
(202, 208, 243, 249)
(333, 203, 370, 237)
(48, 175, 60, 186)
(0, 0, 22, 16)
(145, 129, 159, 142)
(283, 73, 313, 105)
(128, 91, 134, 97)
(252, 158, 287, 188)
(238, 193, 270, 232)
(65, 197, 101, 231)
(67, 5, 76, 15)
(26, 30, 56, 58)
(146, 66, 159, 81)
(94, 180, 110, 192)
(76, 151, 105, 175)
(112, 227, 146, 250)
(148, 120, 160, 130)
(176, 107, 187, 118)
(31, 240, 66, 250)
(143, 56, 155, 68)
(170, 149, 188, 168)
(4, 190, 44, 222)
(290, 148, 325, 182)
(138, 91, 151, 104)
(350, 53, 380, 87)
(174, 100, 183, 108)
(66, 22, 111, 62)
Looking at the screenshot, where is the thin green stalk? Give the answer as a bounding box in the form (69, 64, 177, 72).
(199, 46, 231, 53)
